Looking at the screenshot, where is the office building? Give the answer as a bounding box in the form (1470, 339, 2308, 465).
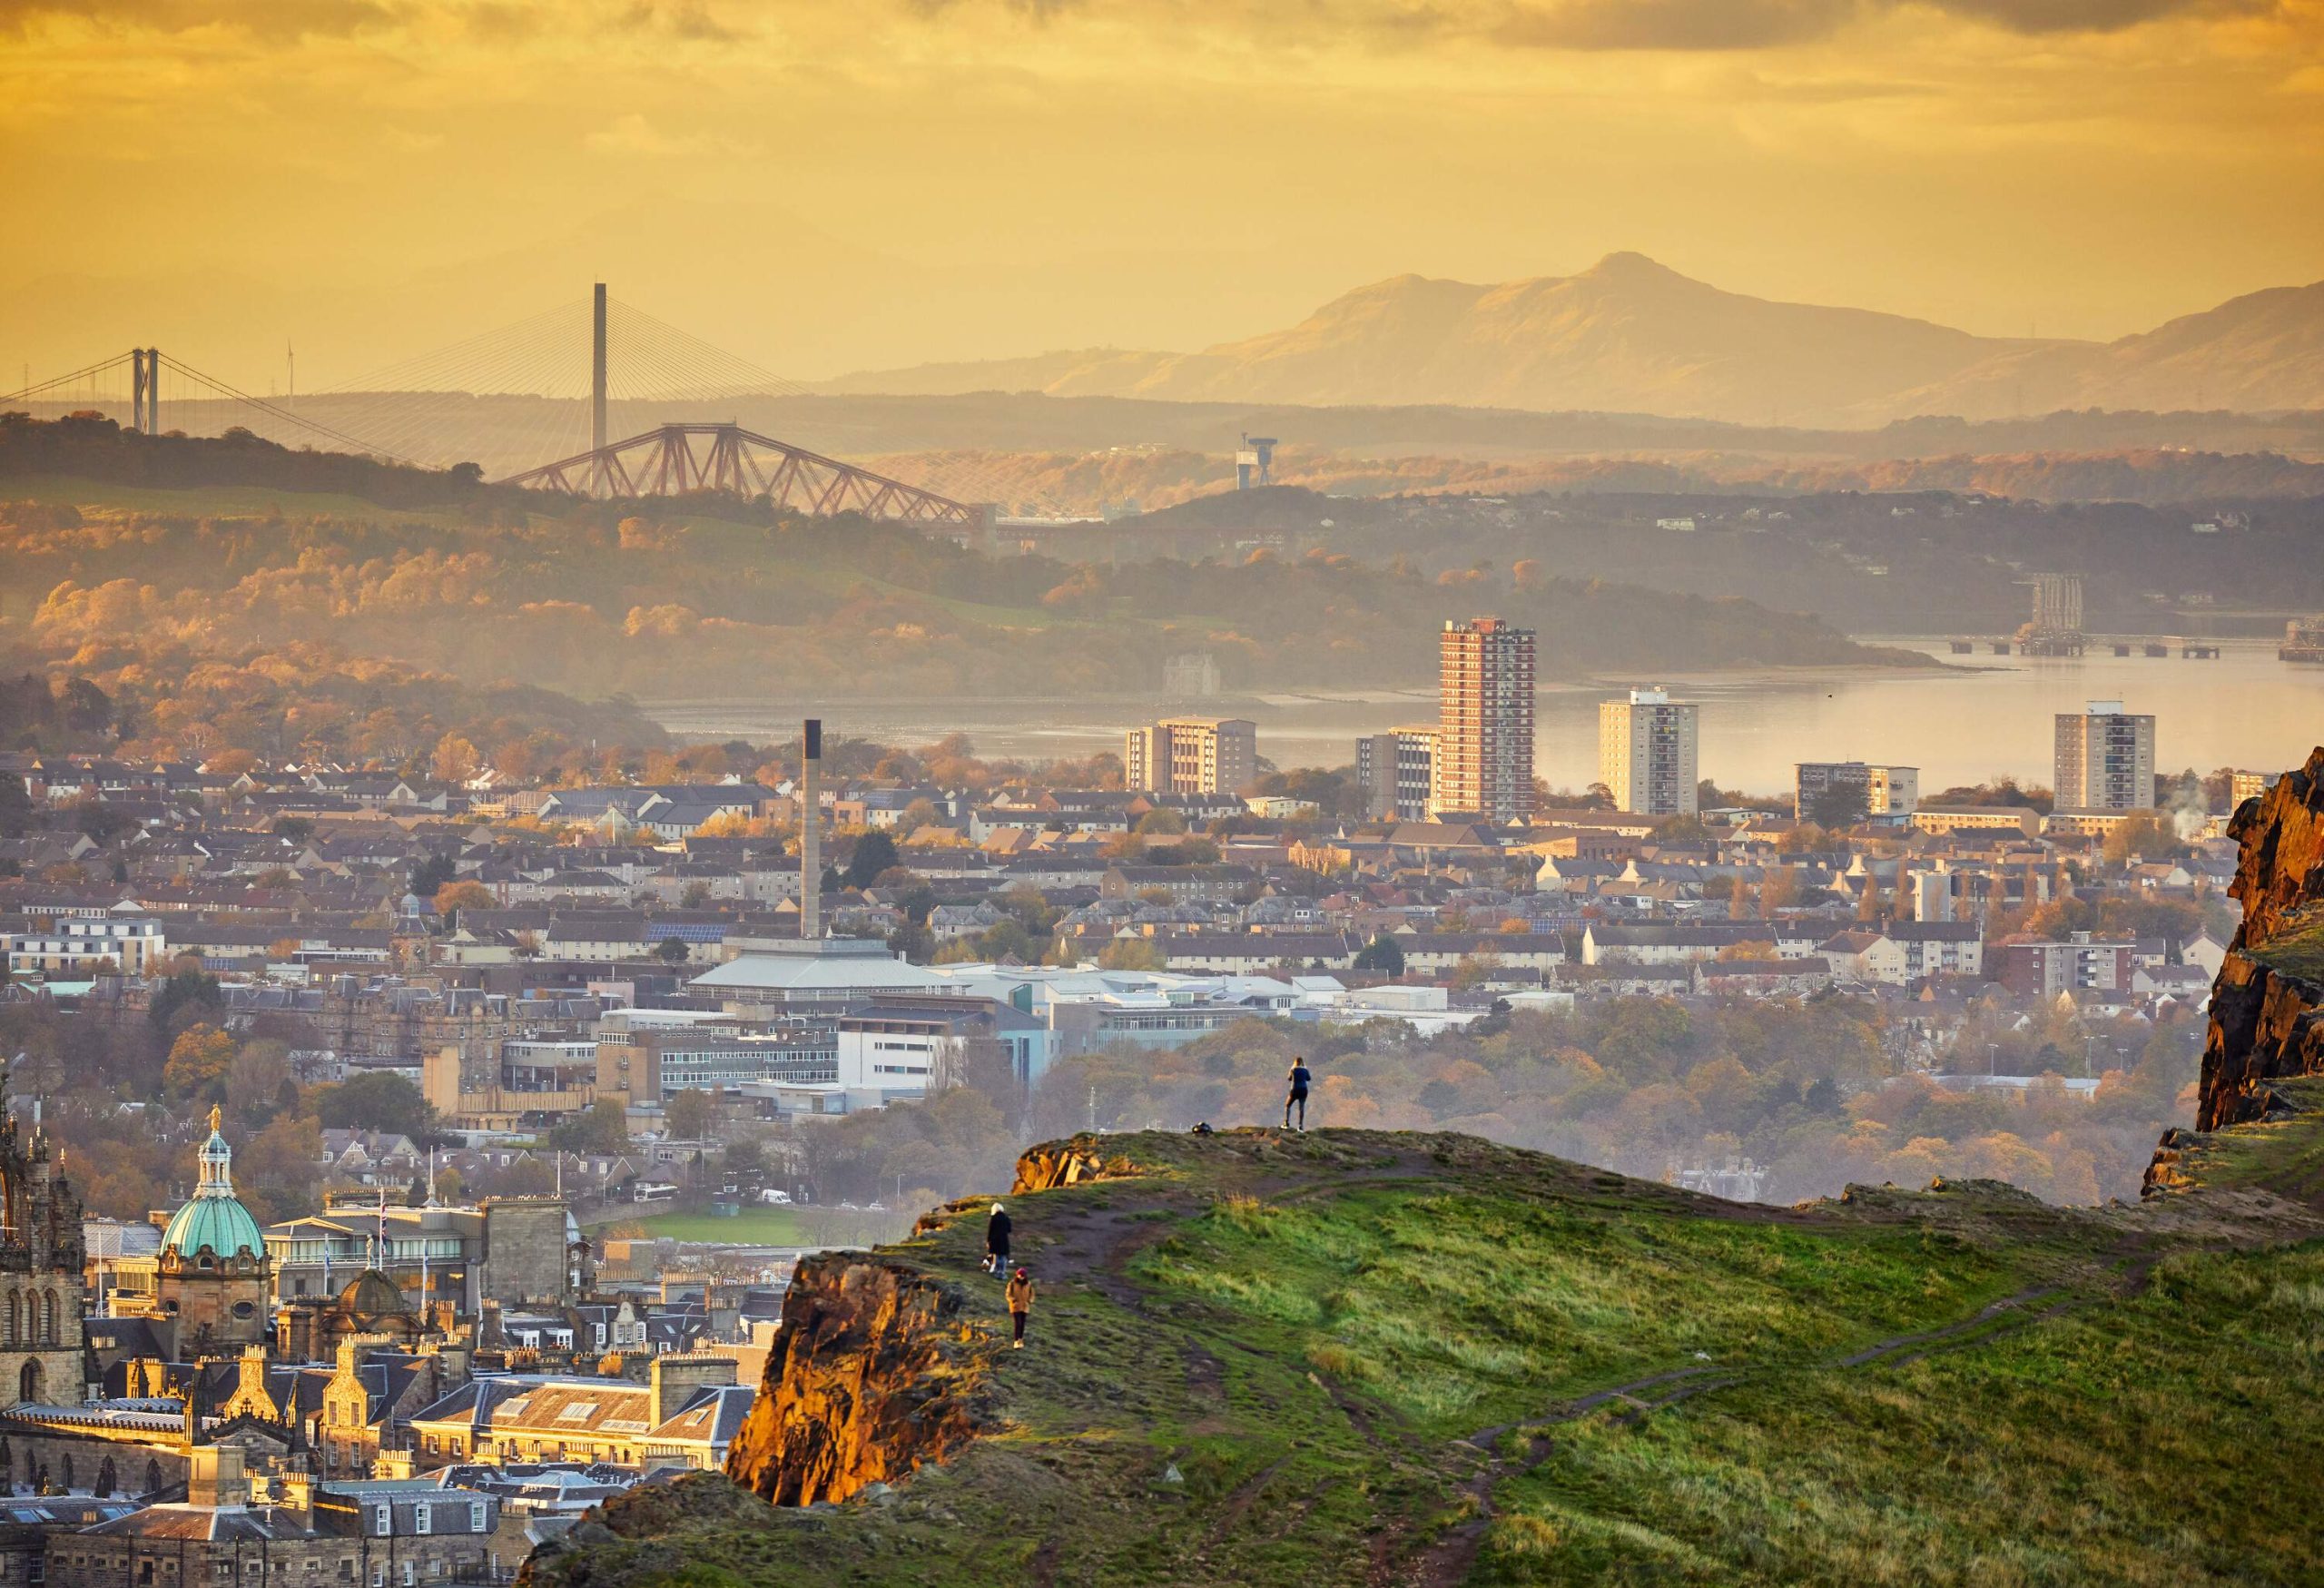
(1124, 717, 1257, 796)
(1433, 617, 1535, 822)
(1600, 688, 1699, 816)
(2053, 701, 2156, 812)
(1355, 726, 1440, 821)
(1795, 762, 1920, 822)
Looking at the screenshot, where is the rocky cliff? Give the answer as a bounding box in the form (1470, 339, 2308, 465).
(722, 1251, 986, 1506)
(2147, 748, 2324, 1194)
(2195, 748, 2324, 1133)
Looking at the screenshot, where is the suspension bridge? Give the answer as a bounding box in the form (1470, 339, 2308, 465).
(0, 285, 995, 526)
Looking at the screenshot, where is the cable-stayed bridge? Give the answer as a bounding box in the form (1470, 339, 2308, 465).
(0, 286, 1000, 526)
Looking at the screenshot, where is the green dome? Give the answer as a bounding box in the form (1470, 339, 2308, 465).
(162, 1121, 264, 1262)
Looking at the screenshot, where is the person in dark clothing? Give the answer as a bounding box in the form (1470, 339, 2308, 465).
(1285, 1058, 1313, 1130)
(985, 1202, 1012, 1274)
(1006, 1267, 1035, 1347)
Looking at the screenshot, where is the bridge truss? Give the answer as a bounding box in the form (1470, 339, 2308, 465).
(496, 422, 983, 524)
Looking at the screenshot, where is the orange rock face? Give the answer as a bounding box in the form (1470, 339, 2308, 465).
(2197, 748, 2324, 1133)
(1010, 1136, 1137, 1194)
(724, 1253, 983, 1507)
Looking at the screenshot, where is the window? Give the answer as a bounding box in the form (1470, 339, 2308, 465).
(414, 1508, 430, 1536)
(373, 1506, 389, 1534)
(400, 1566, 414, 1586)
(469, 1506, 485, 1533)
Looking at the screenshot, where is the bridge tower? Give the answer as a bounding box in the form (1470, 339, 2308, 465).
(590, 283, 608, 497)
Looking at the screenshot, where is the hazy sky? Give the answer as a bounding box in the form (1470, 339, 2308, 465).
(3, 0, 2320, 388)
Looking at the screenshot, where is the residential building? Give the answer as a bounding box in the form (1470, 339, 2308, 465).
(1793, 763, 1919, 821)
(5, 917, 167, 979)
(407, 1358, 743, 1471)
(1992, 933, 2137, 997)
(2053, 701, 2156, 812)
(50, 1450, 508, 1588)
(1433, 618, 1534, 822)
(1599, 689, 1699, 817)
(1355, 727, 1439, 821)
(1122, 718, 1256, 796)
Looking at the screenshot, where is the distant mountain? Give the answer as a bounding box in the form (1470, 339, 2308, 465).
(818, 253, 2324, 426)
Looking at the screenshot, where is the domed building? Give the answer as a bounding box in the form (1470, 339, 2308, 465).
(115, 1108, 271, 1357)
(276, 1266, 424, 1363)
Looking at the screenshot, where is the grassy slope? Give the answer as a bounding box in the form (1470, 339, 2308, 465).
(536, 1123, 2324, 1586)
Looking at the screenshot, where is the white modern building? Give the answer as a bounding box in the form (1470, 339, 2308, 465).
(1600, 689, 1699, 816)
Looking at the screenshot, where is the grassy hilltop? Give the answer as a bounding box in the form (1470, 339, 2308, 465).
(533, 1117, 2324, 1588)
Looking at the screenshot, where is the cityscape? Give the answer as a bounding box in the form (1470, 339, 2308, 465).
(5, 0, 2324, 1577)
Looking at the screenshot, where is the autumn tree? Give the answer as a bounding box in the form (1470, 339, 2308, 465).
(163, 1024, 237, 1102)
(665, 1089, 716, 1140)
(433, 879, 493, 916)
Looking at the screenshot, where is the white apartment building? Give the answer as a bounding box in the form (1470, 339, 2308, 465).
(1124, 717, 1258, 796)
(1600, 688, 1699, 816)
(6, 916, 167, 977)
(2054, 701, 2155, 812)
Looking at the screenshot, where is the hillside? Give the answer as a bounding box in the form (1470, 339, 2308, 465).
(819, 255, 2324, 427)
(528, 1121, 2324, 1586)
(520, 750, 2324, 1585)
(0, 419, 1909, 716)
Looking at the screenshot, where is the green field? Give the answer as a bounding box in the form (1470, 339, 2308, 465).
(593, 1207, 808, 1246)
(530, 1120, 2324, 1587)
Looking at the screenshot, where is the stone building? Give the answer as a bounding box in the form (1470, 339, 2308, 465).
(46, 1449, 507, 1588)
(0, 1094, 90, 1407)
(108, 1111, 271, 1359)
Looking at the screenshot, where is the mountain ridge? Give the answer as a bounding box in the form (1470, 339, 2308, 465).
(817, 252, 2324, 426)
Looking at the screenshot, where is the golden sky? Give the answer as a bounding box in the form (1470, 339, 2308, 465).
(2, 0, 2320, 388)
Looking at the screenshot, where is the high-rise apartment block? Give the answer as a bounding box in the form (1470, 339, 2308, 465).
(1599, 688, 1699, 816)
(2053, 701, 2155, 812)
(1433, 618, 1535, 822)
(1795, 762, 1920, 821)
(1124, 717, 1257, 795)
(1356, 726, 1440, 821)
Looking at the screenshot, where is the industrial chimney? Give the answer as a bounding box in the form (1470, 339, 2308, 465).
(800, 718, 822, 940)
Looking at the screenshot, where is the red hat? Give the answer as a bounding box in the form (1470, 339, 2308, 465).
(1014, 1267, 1027, 1278)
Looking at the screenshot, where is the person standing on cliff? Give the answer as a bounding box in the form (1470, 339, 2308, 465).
(985, 1202, 1012, 1274)
(1285, 1057, 1314, 1131)
(1006, 1267, 1035, 1348)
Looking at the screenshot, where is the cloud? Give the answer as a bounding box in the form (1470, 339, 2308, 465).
(0, 0, 394, 37)
(888, 0, 2281, 50)
(583, 112, 745, 155)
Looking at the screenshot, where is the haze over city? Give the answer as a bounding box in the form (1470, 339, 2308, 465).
(4, 0, 2324, 1583)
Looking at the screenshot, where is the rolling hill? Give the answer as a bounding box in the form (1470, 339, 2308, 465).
(820, 253, 2324, 427)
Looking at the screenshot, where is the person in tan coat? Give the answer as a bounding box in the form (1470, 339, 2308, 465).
(1005, 1267, 1035, 1348)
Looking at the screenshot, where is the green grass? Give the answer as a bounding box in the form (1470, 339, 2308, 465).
(2250, 907, 2324, 982)
(1474, 1240, 2324, 1586)
(1134, 1186, 2023, 1433)
(595, 1207, 808, 1244)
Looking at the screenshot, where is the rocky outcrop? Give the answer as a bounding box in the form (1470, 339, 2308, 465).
(2145, 749, 2324, 1196)
(1010, 1136, 1142, 1194)
(724, 1253, 984, 1507)
(2195, 748, 2324, 1133)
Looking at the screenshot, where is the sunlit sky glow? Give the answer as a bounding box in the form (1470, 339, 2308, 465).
(2, 0, 2319, 387)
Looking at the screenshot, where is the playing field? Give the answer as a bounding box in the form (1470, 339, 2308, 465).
(592, 1208, 809, 1245)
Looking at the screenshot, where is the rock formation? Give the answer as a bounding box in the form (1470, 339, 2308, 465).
(723, 1253, 984, 1506)
(2146, 746, 2324, 1194)
(1010, 1136, 1137, 1194)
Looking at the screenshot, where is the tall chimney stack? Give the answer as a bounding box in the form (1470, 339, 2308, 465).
(800, 718, 822, 941)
